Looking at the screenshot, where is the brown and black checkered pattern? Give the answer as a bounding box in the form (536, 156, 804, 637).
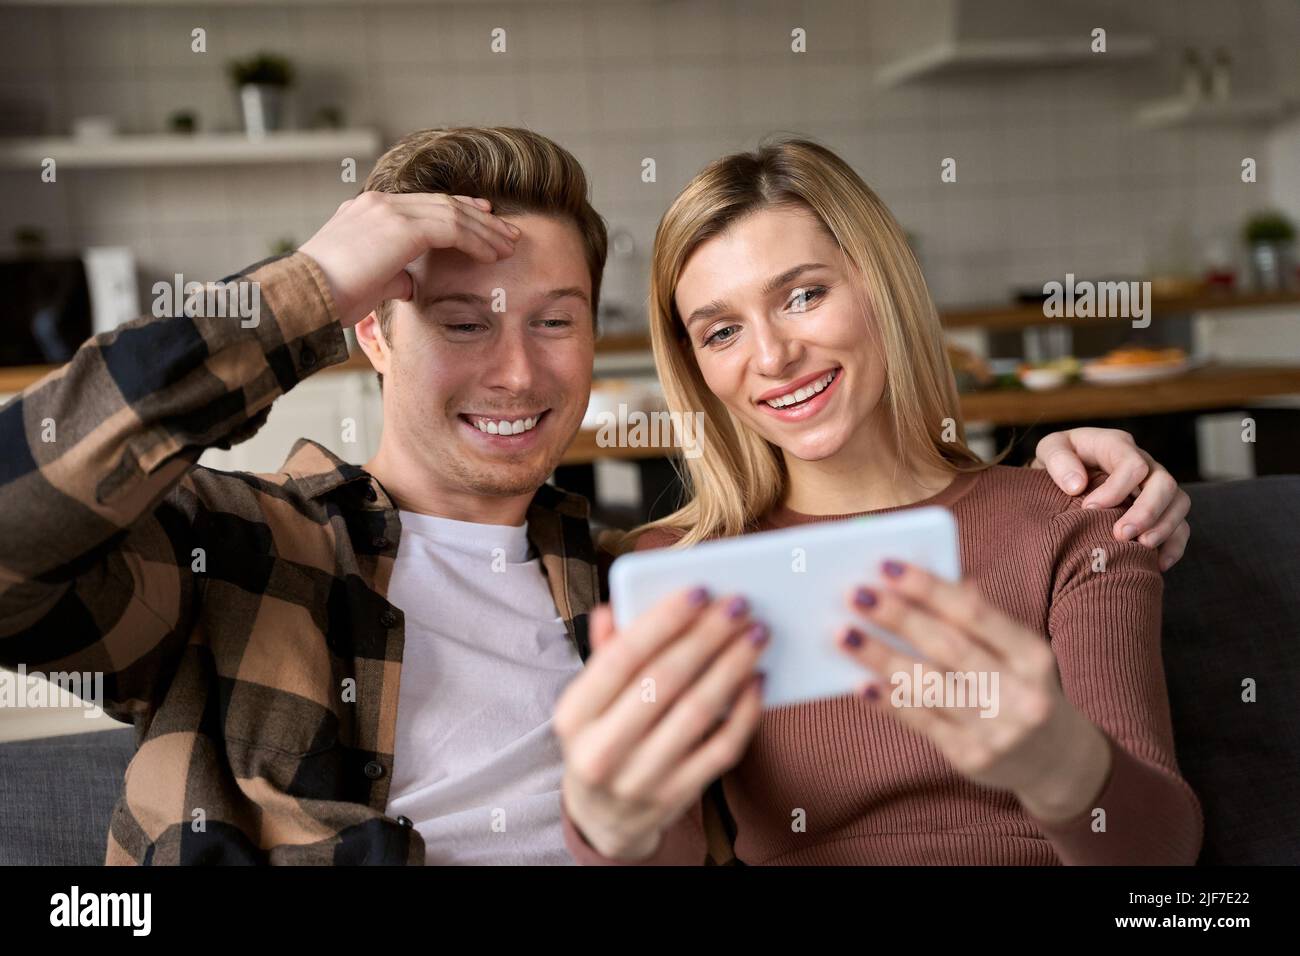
(0, 251, 601, 864)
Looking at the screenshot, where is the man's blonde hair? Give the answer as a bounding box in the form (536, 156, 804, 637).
(362, 127, 607, 376)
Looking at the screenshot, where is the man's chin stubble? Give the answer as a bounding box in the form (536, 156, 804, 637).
(448, 457, 557, 498)
(439, 415, 580, 498)
(467, 471, 552, 498)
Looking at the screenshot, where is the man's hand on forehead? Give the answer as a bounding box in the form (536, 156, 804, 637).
(298, 192, 520, 329)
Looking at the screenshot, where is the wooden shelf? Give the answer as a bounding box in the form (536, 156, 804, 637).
(561, 427, 680, 466)
(0, 349, 372, 394)
(333, 350, 375, 374)
(595, 333, 656, 354)
(8, 289, 1290, 397)
(0, 129, 382, 170)
(565, 290, 1300, 350)
(556, 365, 1300, 462)
(959, 364, 1300, 426)
(943, 289, 1300, 332)
(0, 365, 50, 394)
(8, 360, 1298, 460)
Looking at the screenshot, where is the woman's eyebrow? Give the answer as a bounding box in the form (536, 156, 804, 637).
(683, 262, 829, 328)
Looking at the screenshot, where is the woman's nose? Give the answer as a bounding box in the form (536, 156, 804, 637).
(750, 321, 801, 378)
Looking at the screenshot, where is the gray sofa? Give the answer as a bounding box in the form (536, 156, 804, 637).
(2, 477, 1297, 865)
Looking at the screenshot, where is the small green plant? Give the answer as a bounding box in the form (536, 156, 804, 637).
(1244, 211, 1296, 244)
(228, 52, 294, 89)
(14, 225, 46, 251)
(168, 110, 197, 134)
(310, 105, 344, 130)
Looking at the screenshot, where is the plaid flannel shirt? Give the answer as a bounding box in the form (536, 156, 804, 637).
(0, 251, 601, 864)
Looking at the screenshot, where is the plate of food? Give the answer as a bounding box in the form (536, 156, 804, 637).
(946, 343, 994, 392)
(1081, 347, 1191, 385)
(1017, 357, 1081, 391)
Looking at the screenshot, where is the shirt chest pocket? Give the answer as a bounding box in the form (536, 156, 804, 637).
(206, 604, 345, 758)
(222, 682, 340, 757)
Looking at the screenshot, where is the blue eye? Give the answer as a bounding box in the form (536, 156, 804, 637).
(703, 324, 739, 346)
(789, 286, 827, 311)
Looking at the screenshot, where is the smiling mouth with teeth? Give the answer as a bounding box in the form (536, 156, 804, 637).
(461, 410, 548, 436)
(762, 368, 840, 409)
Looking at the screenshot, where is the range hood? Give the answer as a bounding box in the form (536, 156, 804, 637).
(871, 0, 1155, 88)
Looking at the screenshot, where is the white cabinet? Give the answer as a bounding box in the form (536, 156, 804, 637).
(199, 370, 383, 474)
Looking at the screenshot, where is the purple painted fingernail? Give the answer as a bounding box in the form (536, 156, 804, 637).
(1120, 524, 1137, 540)
(842, 628, 866, 649)
(863, 683, 881, 701)
(853, 586, 878, 609)
(686, 586, 709, 607)
(745, 623, 769, 647)
(725, 595, 749, 619)
(882, 560, 905, 578)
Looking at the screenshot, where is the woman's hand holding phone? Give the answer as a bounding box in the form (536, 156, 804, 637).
(554, 588, 768, 861)
(838, 560, 1113, 824)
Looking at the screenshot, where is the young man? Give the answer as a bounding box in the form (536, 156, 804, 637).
(0, 128, 1190, 864)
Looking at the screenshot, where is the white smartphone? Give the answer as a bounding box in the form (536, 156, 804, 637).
(609, 507, 961, 708)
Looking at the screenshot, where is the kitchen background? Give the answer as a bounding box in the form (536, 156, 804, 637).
(2, 0, 1300, 562)
(2, 0, 1299, 739)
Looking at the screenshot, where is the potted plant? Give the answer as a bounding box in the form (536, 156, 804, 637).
(228, 52, 294, 137)
(1243, 211, 1296, 291)
(167, 110, 198, 135)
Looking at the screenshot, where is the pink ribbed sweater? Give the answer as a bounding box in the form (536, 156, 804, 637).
(564, 465, 1203, 865)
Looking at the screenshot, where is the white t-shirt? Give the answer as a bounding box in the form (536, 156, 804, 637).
(384, 509, 583, 864)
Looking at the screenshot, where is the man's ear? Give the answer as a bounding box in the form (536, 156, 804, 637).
(354, 310, 390, 378)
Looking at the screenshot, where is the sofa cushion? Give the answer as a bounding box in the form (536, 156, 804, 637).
(1162, 475, 1300, 864)
(0, 478, 1296, 866)
(0, 727, 134, 865)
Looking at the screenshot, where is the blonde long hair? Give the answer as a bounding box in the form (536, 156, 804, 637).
(622, 137, 994, 551)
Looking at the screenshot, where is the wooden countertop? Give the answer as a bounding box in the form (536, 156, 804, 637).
(958, 363, 1300, 425)
(0, 350, 377, 394)
(4, 289, 1295, 395)
(587, 289, 1300, 347)
(0, 341, 646, 393)
(560, 363, 1300, 462)
(8, 355, 1298, 464)
(940, 289, 1300, 331)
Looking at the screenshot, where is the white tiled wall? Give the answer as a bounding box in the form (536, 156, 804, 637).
(2, 0, 1298, 314)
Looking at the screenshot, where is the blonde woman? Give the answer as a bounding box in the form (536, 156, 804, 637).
(555, 139, 1201, 866)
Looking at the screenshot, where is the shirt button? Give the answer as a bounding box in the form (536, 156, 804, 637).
(380, 609, 398, 628)
(363, 760, 385, 780)
(300, 346, 317, 367)
(397, 816, 413, 828)
(365, 486, 378, 502)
